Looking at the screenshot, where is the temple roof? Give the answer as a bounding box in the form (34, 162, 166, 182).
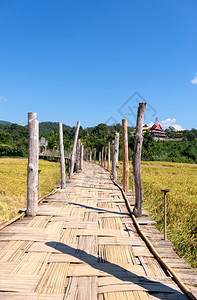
(149, 118, 165, 135)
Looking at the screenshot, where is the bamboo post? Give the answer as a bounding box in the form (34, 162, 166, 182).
(104, 146, 107, 168)
(133, 103, 146, 217)
(57, 160, 59, 184)
(122, 119, 129, 193)
(86, 148, 88, 161)
(101, 147, 104, 167)
(58, 122, 66, 189)
(90, 151, 92, 162)
(94, 148, 96, 163)
(27, 112, 39, 217)
(70, 121, 80, 178)
(38, 169, 42, 198)
(112, 133, 119, 180)
(161, 189, 170, 240)
(111, 140, 114, 175)
(76, 139, 81, 173)
(107, 142, 110, 172)
(80, 143, 84, 170)
(83, 147, 86, 161)
(99, 151, 101, 165)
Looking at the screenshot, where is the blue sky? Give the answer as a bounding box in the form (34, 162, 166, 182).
(0, 0, 196, 129)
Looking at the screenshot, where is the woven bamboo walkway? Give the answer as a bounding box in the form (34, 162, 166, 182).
(0, 162, 194, 299)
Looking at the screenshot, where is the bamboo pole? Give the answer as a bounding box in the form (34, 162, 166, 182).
(80, 143, 84, 170)
(76, 139, 81, 172)
(90, 150, 92, 162)
(122, 119, 129, 193)
(107, 142, 110, 172)
(104, 146, 107, 168)
(111, 140, 114, 175)
(94, 148, 96, 163)
(70, 121, 80, 178)
(99, 151, 101, 165)
(112, 133, 119, 180)
(27, 112, 39, 217)
(58, 122, 66, 189)
(86, 148, 88, 161)
(133, 103, 146, 217)
(101, 147, 104, 167)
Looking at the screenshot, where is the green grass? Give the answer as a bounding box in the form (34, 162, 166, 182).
(118, 161, 197, 268)
(0, 158, 61, 224)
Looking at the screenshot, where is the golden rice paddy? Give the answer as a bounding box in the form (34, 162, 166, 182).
(0, 158, 60, 224)
(118, 161, 197, 267)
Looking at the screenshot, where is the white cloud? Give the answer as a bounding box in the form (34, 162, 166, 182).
(191, 73, 197, 84)
(161, 118, 184, 131)
(148, 118, 184, 131)
(0, 96, 8, 103)
(17, 121, 23, 124)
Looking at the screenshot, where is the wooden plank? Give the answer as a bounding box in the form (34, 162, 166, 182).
(0, 262, 18, 274)
(0, 274, 41, 292)
(12, 253, 51, 275)
(0, 292, 64, 299)
(63, 221, 98, 229)
(99, 245, 135, 264)
(36, 263, 69, 294)
(49, 253, 97, 264)
(98, 276, 176, 286)
(132, 247, 154, 257)
(98, 282, 180, 293)
(78, 235, 98, 256)
(99, 237, 145, 246)
(77, 229, 128, 237)
(103, 291, 150, 299)
(67, 263, 145, 277)
(28, 242, 58, 253)
(64, 277, 97, 300)
(27, 216, 52, 228)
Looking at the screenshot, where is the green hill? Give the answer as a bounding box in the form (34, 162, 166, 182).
(0, 120, 12, 125)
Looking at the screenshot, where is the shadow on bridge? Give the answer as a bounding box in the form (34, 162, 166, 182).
(68, 202, 129, 216)
(46, 242, 186, 299)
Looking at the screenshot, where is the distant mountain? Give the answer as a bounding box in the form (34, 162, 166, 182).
(39, 122, 75, 137)
(0, 120, 12, 125)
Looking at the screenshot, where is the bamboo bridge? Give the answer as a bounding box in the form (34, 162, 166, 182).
(0, 109, 197, 299)
(0, 162, 196, 299)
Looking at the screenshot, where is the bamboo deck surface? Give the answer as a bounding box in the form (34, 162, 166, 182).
(0, 162, 196, 299)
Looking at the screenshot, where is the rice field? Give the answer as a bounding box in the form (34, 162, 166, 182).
(118, 161, 197, 267)
(0, 158, 60, 224)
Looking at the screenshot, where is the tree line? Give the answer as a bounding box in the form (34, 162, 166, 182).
(0, 121, 197, 163)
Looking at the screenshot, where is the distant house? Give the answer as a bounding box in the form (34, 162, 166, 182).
(149, 118, 166, 138)
(143, 124, 149, 134)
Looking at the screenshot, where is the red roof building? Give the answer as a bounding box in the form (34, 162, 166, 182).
(149, 118, 166, 138)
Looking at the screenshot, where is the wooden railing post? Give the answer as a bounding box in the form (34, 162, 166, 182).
(112, 140, 114, 175)
(107, 142, 110, 172)
(133, 103, 146, 217)
(70, 121, 80, 178)
(122, 119, 129, 193)
(112, 133, 119, 180)
(27, 112, 39, 217)
(90, 151, 92, 162)
(99, 151, 101, 165)
(58, 122, 66, 189)
(104, 146, 107, 168)
(101, 147, 104, 167)
(94, 148, 96, 163)
(86, 148, 88, 162)
(76, 139, 81, 173)
(80, 143, 84, 170)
